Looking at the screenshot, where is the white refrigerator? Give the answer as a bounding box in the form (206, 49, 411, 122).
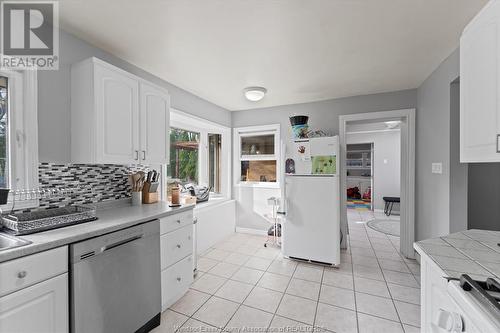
(282, 136, 340, 265)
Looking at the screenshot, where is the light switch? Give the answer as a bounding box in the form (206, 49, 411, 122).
(432, 162, 442, 174)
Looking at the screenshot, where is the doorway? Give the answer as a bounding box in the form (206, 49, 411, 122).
(339, 109, 416, 259)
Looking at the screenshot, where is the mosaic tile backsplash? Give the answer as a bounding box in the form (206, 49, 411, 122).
(27, 163, 148, 211)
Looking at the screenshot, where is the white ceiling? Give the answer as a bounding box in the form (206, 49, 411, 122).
(58, 0, 488, 111)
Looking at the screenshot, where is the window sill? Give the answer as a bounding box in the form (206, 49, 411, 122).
(235, 182, 280, 189)
(194, 196, 233, 210)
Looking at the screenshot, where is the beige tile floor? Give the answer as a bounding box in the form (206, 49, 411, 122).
(152, 209, 421, 332)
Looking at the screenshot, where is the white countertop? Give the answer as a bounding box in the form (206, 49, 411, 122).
(414, 229, 500, 280)
(0, 201, 194, 263)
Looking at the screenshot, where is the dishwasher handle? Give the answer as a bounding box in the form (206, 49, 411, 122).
(103, 234, 143, 252)
(71, 222, 158, 264)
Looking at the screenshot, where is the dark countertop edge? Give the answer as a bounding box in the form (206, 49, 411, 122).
(0, 203, 195, 263)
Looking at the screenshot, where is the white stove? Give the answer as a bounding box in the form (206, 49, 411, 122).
(432, 274, 500, 333)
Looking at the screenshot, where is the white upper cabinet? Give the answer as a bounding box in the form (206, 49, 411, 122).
(140, 81, 171, 164)
(94, 62, 140, 164)
(460, 0, 500, 162)
(71, 57, 170, 164)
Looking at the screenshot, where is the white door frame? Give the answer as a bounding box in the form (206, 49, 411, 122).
(339, 109, 416, 259)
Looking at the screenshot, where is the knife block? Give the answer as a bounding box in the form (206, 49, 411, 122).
(142, 183, 158, 204)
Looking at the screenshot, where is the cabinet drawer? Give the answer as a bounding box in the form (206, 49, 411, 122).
(0, 273, 69, 333)
(0, 246, 68, 297)
(161, 255, 193, 311)
(161, 224, 193, 269)
(160, 210, 193, 235)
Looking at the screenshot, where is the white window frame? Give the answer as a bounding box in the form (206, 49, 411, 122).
(234, 124, 281, 189)
(168, 108, 231, 199)
(0, 68, 39, 210)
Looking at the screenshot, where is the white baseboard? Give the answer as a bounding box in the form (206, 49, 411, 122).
(235, 227, 268, 236)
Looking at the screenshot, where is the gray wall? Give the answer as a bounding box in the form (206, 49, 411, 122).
(232, 90, 417, 230)
(232, 48, 472, 241)
(468, 164, 500, 231)
(415, 49, 460, 240)
(232, 89, 417, 131)
(38, 30, 231, 163)
(232, 89, 417, 163)
(449, 81, 468, 233)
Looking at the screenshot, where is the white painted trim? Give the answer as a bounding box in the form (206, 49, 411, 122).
(170, 108, 232, 199)
(234, 183, 280, 189)
(346, 128, 401, 135)
(171, 108, 230, 132)
(339, 109, 416, 259)
(0, 69, 39, 210)
(235, 227, 268, 236)
(194, 198, 235, 212)
(233, 124, 281, 187)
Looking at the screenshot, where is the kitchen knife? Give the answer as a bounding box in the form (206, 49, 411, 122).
(149, 182, 159, 193)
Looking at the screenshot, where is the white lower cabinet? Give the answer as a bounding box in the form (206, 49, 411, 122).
(0, 246, 69, 333)
(160, 210, 194, 311)
(421, 257, 450, 331)
(161, 255, 193, 310)
(161, 224, 193, 269)
(0, 273, 68, 333)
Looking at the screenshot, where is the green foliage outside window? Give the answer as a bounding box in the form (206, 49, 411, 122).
(0, 78, 8, 188)
(168, 127, 199, 184)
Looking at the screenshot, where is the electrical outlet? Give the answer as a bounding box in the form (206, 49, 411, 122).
(432, 162, 442, 174)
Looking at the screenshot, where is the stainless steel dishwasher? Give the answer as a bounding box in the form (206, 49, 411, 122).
(70, 220, 161, 333)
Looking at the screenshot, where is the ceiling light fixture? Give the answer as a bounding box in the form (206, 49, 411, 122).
(244, 86, 267, 102)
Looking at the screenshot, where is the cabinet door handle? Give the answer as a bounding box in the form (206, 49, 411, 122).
(176, 277, 181, 282)
(142, 150, 146, 160)
(497, 135, 500, 153)
(17, 270, 27, 279)
(134, 150, 139, 160)
(176, 219, 181, 224)
(176, 244, 181, 249)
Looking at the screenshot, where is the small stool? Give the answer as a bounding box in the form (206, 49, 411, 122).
(383, 197, 400, 216)
(264, 197, 282, 248)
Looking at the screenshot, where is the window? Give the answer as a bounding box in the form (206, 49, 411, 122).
(168, 127, 200, 184)
(0, 69, 39, 209)
(234, 125, 280, 186)
(168, 109, 231, 199)
(208, 133, 221, 193)
(0, 76, 9, 188)
(241, 134, 274, 156)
